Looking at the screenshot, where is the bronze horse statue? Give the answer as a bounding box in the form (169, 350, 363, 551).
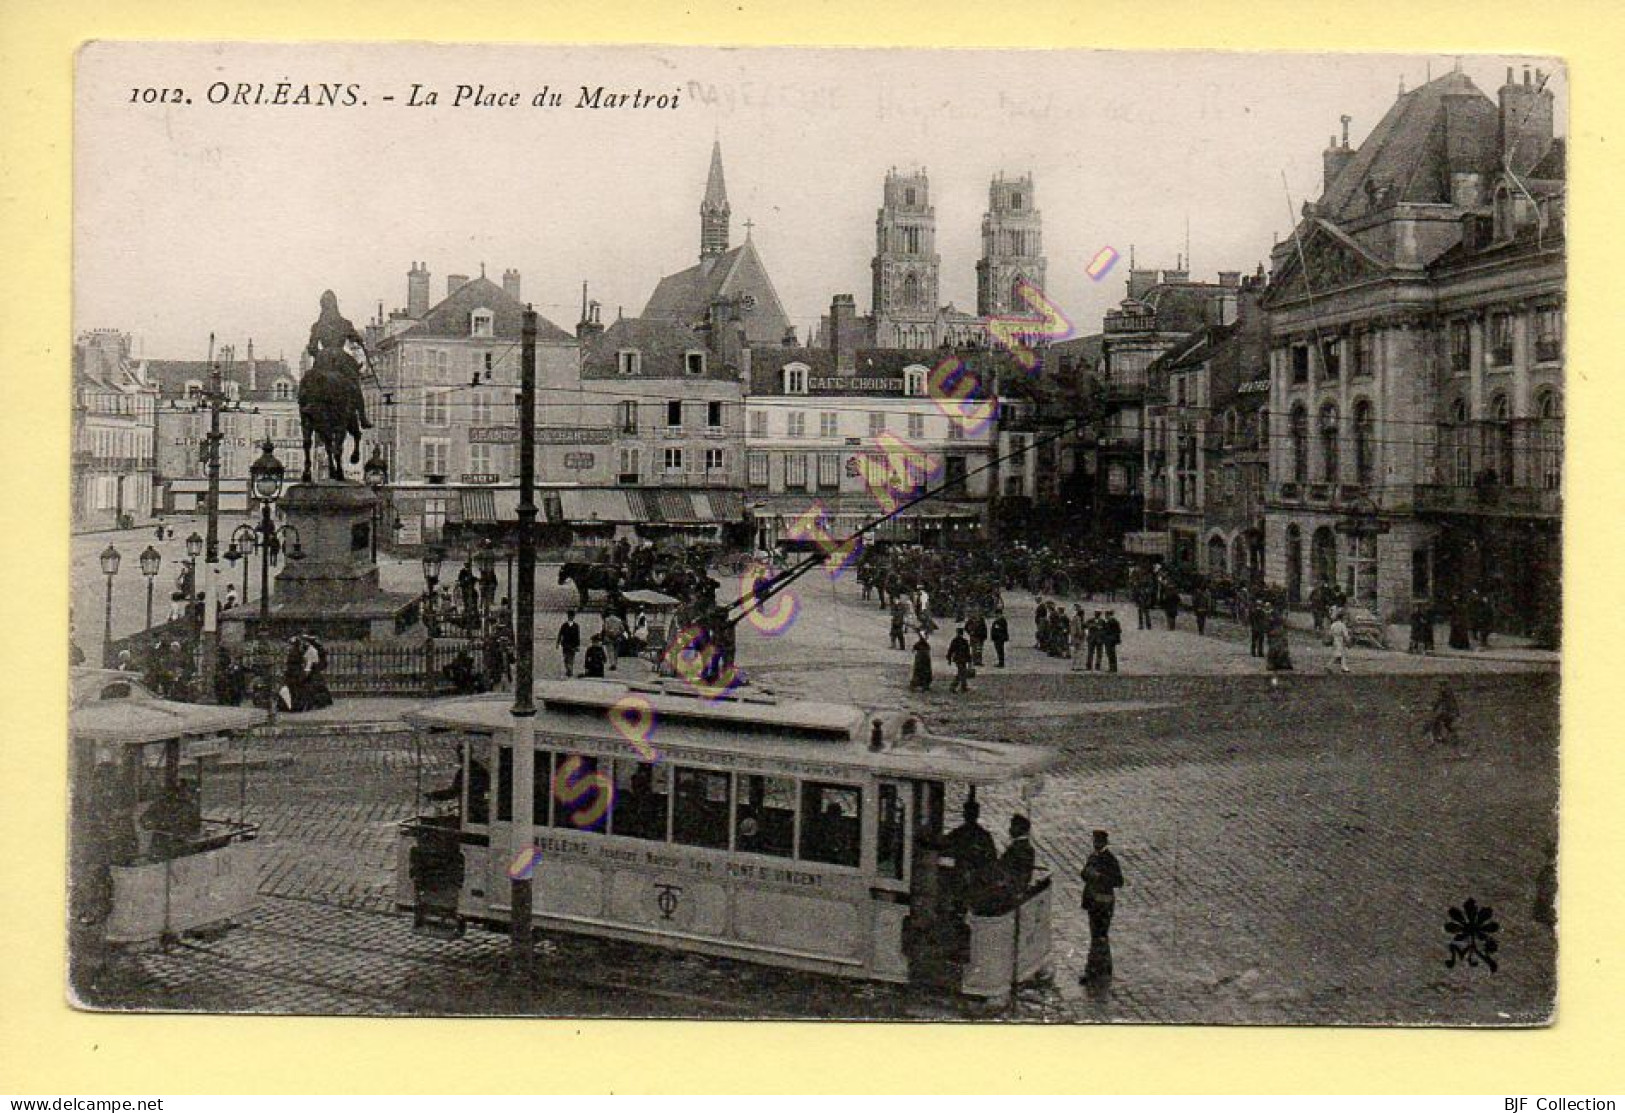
(300, 290, 372, 482)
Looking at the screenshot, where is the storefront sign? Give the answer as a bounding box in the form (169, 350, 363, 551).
(538, 427, 613, 445)
(808, 377, 904, 393)
(469, 426, 519, 444)
(461, 473, 500, 484)
(563, 452, 596, 470)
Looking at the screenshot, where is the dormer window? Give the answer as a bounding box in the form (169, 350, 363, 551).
(273, 380, 292, 401)
(185, 380, 203, 400)
(471, 309, 494, 338)
(224, 381, 241, 402)
(903, 365, 927, 397)
(684, 351, 706, 376)
(783, 362, 809, 395)
(618, 350, 642, 376)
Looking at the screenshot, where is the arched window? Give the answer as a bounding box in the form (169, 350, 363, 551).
(1353, 400, 1374, 484)
(1537, 389, 1563, 490)
(902, 273, 919, 310)
(1488, 392, 1514, 485)
(1290, 404, 1308, 484)
(1319, 403, 1340, 483)
(1446, 398, 1471, 488)
(903, 365, 927, 398)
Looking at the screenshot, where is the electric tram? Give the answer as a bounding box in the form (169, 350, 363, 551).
(396, 678, 1054, 999)
(69, 668, 265, 947)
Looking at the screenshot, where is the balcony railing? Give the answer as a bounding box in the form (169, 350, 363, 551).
(1412, 483, 1562, 517)
(77, 455, 156, 471)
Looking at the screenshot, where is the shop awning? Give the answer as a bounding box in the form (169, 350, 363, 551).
(555, 488, 637, 524)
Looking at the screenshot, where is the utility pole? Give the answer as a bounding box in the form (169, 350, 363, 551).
(509, 307, 539, 983)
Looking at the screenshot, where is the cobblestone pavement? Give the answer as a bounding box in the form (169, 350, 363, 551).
(84, 573, 1558, 1024)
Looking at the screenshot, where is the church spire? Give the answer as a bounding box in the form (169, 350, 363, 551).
(700, 140, 731, 259)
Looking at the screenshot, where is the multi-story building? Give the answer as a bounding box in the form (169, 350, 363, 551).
(1262, 65, 1563, 638)
(367, 266, 579, 545)
(744, 345, 997, 550)
(144, 340, 300, 514)
(554, 307, 748, 546)
(73, 330, 158, 530)
(1140, 273, 1270, 575)
(1065, 267, 1239, 549)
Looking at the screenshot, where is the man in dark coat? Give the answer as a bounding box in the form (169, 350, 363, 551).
(1192, 582, 1212, 636)
(1248, 598, 1269, 657)
(989, 611, 1009, 668)
(1081, 828, 1125, 984)
(1085, 611, 1103, 670)
(941, 799, 998, 913)
(909, 633, 933, 691)
(965, 612, 988, 666)
(556, 610, 582, 677)
(889, 598, 908, 650)
(457, 563, 478, 630)
(947, 627, 972, 693)
(1161, 580, 1180, 630)
(979, 814, 1036, 915)
(1102, 611, 1122, 672)
(583, 634, 607, 678)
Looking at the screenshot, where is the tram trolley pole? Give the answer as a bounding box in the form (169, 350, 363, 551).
(509, 307, 539, 984)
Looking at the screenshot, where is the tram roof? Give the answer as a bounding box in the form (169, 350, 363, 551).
(404, 679, 1054, 785)
(70, 669, 266, 745)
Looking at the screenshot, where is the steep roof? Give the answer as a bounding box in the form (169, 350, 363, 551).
(581, 316, 740, 382)
(641, 240, 793, 347)
(1319, 71, 1500, 222)
(142, 357, 297, 402)
(703, 139, 729, 209)
(389, 275, 573, 344)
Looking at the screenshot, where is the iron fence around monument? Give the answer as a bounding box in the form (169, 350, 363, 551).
(233, 638, 485, 698)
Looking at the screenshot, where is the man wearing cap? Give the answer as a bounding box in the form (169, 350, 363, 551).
(979, 814, 1037, 915)
(1081, 829, 1126, 984)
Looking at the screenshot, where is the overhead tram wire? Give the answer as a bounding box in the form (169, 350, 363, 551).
(718, 416, 1086, 633)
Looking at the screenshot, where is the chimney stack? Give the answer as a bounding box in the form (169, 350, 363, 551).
(1323, 117, 1356, 193)
(447, 274, 470, 297)
(503, 268, 522, 301)
(246, 338, 257, 392)
(1127, 268, 1159, 301)
(407, 262, 430, 318)
(829, 293, 857, 368)
(1499, 62, 1554, 175)
(577, 300, 604, 341)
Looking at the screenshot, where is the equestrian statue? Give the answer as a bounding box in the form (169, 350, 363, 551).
(300, 290, 374, 482)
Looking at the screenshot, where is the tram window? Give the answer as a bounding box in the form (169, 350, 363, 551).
(496, 745, 513, 822)
(799, 782, 862, 868)
(735, 773, 795, 858)
(532, 751, 553, 825)
(611, 760, 671, 841)
(673, 767, 732, 850)
(877, 783, 905, 880)
(551, 753, 610, 833)
(467, 746, 492, 827)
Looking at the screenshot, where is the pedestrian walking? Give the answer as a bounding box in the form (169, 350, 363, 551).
(990, 610, 1009, 668)
(1326, 612, 1351, 673)
(965, 611, 987, 666)
(1193, 582, 1212, 636)
(1069, 605, 1088, 671)
(909, 632, 933, 692)
(583, 634, 607, 678)
(1310, 581, 1329, 633)
(1080, 829, 1125, 986)
(1265, 604, 1294, 672)
(889, 598, 908, 650)
(602, 610, 624, 670)
(1161, 581, 1180, 631)
(556, 610, 581, 677)
(1248, 598, 1268, 658)
(1102, 611, 1121, 672)
(947, 627, 972, 692)
(1084, 610, 1102, 670)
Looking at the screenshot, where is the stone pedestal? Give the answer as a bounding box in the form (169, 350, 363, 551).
(221, 481, 421, 644)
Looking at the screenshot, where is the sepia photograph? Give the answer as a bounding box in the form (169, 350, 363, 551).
(65, 40, 1564, 1027)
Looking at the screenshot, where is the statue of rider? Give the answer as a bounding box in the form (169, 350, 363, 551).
(305, 290, 373, 429)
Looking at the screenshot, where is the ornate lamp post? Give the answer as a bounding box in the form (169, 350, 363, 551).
(138, 544, 162, 632)
(250, 441, 287, 623)
(225, 524, 258, 606)
(183, 530, 203, 601)
(363, 446, 389, 563)
(99, 544, 121, 667)
(421, 548, 444, 693)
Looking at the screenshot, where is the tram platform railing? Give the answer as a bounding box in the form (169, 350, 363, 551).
(963, 869, 1053, 1001)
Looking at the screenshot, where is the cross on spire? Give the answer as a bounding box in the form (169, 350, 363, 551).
(743, 218, 755, 240)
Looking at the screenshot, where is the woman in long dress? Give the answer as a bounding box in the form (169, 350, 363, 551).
(1266, 606, 1294, 671)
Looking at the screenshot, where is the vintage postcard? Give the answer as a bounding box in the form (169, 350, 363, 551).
(66, 40, 1563, 1028)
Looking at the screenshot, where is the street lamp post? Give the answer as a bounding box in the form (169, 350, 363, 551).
(139, 545, 162, 633)
(421, 548, 444, 694)
(364, 447, 389, 564)
(99, 544, 121, 667)
(474, 537, 497, 636)
(183, 531, 203, 602)
(226, 524, 257, 606)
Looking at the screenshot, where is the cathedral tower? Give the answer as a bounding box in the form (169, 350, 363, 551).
(700, 140, 731, 260)
(976, 172, 1047, 317)
(871, 168, 941, 346)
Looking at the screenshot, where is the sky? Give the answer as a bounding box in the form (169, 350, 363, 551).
(74, 43, 1567, 365)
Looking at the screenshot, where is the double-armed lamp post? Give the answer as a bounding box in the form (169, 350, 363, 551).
(98, 544, 121, 667)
